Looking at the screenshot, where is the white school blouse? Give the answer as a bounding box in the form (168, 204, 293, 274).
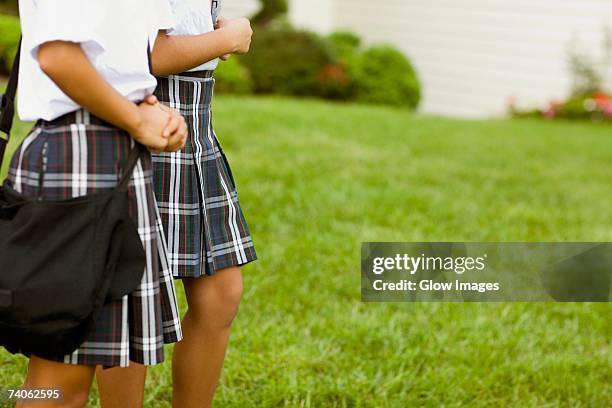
(167, 0, 221, 72)
(17, 0, 175, 122)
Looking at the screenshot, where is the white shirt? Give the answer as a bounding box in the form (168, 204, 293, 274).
(167, 0, 222, 72)
(17, 0, 175, 122)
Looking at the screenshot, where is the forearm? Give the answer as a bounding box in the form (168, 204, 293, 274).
(151, 30, 235, 76)
(38, 41, 142, 134)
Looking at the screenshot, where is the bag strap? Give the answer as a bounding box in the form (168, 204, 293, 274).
(0, 37, 22, 170)
(116, 141, 143, 192)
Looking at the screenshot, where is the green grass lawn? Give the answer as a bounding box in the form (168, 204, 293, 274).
(1, 95, 611, 407)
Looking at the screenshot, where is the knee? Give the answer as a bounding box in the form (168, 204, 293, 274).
(212, 272, 243, 327)
(188, 268, 243, 329)
(219, 271, 243, 311)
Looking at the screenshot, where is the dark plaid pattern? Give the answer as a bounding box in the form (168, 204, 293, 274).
(152, 71, 257, 278)
(5, 110, 182, 367)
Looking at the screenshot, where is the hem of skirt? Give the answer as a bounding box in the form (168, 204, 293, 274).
(33, 336, 183, 368)
(35, 354, 172, 369)
(174, 253, 258, 279)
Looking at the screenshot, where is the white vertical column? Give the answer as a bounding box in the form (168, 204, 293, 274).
(288, 0, 334, 34)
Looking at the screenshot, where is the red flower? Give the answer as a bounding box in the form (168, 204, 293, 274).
(318, 64, 348, 85)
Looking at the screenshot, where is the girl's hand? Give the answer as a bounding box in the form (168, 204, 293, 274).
(131, 102, 170, 153)
(158, 103, 188, 152)
(217, 17, 253, 55)
(141, 96, 188, 152)
(215, 17, 232, 60)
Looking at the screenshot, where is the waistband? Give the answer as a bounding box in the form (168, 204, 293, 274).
(39, 70, 215, 127)
(39, 109, 116, 128)
(165, 70, 215, 80)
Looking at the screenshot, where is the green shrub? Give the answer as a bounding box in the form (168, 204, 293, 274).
(0, 1, 19, 15)
(0, 13, 20, 75)
(354, 45, 421, 109)
(325, 31, 364, 99)
(328, 31, 361, 61)
(236, 27, 422, 108)
(240, 28, 335, 97)
(555, 96, 592, 120)
(512, 92, 612, 122)
(316, 63, 352, 100)
(214, 57, 253, 94)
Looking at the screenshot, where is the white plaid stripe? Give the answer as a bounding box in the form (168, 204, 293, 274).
(168, 75, 181, 275)
(154, 203, 183, 336)
(190, 78, 210, 269)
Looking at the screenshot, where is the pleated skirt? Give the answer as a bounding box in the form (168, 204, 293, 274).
(153, 71, 257, 278)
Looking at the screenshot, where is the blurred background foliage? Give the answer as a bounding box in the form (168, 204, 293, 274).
(0, 13, 19, 74)
(0, 0, 17, 14)
(216, 0, 422, 108)
(250, 0, 288, 27)
(0, 0, 422, 109)
(511, 28, 612, 122)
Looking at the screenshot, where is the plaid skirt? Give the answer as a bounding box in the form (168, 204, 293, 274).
(153, 71, 257, 278)
(5, 110, 182, 367)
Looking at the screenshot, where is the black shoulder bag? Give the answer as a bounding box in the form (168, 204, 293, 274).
(0, 41, 146, 358)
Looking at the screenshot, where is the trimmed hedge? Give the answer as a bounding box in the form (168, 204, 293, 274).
(354, 46, 421, 109)
(233, 27, 421, 109)
(240, 28, 335, 97)
(0, 13, 20, 75)
(328, 31, 361, 62)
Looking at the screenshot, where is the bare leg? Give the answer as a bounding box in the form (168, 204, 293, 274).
(172, 266, 243, 408)
(16, 355, 95, 408)
(96, 363, 146, 408)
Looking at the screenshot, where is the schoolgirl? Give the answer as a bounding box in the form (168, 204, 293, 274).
(96, 1, 257, 407)
(8, 1, 186, 406)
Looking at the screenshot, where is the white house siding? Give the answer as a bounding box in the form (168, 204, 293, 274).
(225, 0, 612, 118)
(222, 0, 259, 19)
(223, 0, 332, 31)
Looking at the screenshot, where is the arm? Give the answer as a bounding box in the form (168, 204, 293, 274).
(151, 18, 252, 76)
(39, 41, 144, 136)
(38, 41, 185, 152)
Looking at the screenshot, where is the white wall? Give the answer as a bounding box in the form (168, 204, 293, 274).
(289, 0, 333, 34)
(223, 0, 334, 32)
(222, 0, 259, 19)
(225, 0, 612, 118)
(333, 0, 612, 118)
